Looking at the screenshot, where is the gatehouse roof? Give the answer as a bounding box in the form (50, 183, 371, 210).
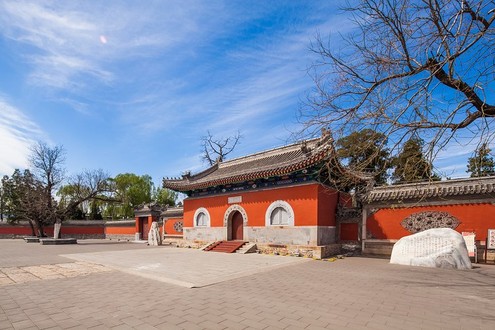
(163, 132, 335, 192)
(366, 176, 495, 204)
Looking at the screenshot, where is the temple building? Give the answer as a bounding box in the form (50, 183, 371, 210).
(161, 131, 495, 262)
(162, 131, 350, 258)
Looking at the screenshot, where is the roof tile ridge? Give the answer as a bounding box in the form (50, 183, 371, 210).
(371, 176, 495, 192)
(186, 163, 219, 180)
(219, 138, 321, 168)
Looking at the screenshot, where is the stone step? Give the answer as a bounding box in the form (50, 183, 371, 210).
(236, 242, 257, 254)
(205, 241, 246, 253)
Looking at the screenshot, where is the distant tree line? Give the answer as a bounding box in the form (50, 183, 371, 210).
(0, 142, 178, 237)
(334, 129, 495, 191)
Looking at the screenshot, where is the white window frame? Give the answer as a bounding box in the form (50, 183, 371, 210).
(265, 200, 295, 226)
(193, 207, 211, 227)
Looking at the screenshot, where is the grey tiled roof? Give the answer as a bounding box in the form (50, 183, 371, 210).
(163, 134, 334, 192)
(366, 176, 495, 203)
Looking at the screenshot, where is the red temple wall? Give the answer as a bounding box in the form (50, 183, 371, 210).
(183, 183, 338, 228)
(340, 223, 359, 241)
(317, 185, 338, 226)
(105, 226, 135, 235)
(367, 203, 495, 241)
(165, 218, 183, 235)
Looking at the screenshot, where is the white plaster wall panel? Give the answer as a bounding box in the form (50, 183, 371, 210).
(247, 226, 316, 245)
(184, 227, 225, 241)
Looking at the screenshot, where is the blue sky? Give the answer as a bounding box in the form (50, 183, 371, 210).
(0, 0, 481, 185)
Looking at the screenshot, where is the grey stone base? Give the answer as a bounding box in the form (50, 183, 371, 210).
(246, 226, 337, 246)
(255, 243, 341, 259)
(24, 236, 40, 243)
(106, 234, 135, 241)
(177, 239, 342, 259)
(39, 238, 77, 245)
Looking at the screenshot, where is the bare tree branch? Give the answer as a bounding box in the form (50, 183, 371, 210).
(301, 0, 495, 170)
(201, 131, 242, 165)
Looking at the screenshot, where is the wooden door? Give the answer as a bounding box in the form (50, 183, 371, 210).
(142, 219, 149, 240)
(231, 211, 244, 240)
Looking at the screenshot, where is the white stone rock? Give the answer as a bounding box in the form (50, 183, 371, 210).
(390, 228, 472, 269)
(53, 222, 61, 239)
(147, 222, 162, 246)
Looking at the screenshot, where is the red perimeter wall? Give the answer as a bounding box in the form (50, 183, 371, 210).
(367, 203, 495, 241)
(0, 221, 133, 239)
(165, 218, 183, 235)
(183, 183, 338, 228)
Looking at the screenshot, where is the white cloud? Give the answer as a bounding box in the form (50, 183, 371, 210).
(0, 98, 46, 176)
(0, 1, 213, 91)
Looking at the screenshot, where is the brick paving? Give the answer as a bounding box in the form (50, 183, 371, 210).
(0, 239, 494, 329)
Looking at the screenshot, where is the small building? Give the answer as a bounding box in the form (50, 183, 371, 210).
(163, 132, 348, 258)
(134, 203, 163, 241)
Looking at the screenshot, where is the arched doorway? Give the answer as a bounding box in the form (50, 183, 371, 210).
(230, 211, 244, 240)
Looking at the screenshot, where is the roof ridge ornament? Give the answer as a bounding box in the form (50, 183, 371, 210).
(318, 128, 334, 146)
(300, 141, 311, 155)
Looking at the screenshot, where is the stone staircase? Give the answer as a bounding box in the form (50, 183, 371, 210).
(204, 241, 247, 253)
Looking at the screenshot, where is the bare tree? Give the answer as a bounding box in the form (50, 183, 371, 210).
(201, 131, 242, 165)
(29, 142, 65, 205)
(302, 0, 495, 172)
(59, 169, 114, 220)
(1, 169, 57, 236)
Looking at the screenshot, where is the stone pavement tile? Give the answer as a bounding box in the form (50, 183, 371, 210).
(318, 315, 349, 328)
(55, 318, 82, 329)
(32, 318, 58, 329)
(140, 315, 163, 327)
(5, 313, 28, 324)
(120, 316, 145, 327)
(239, 318, 268, 330)
(278, 317, 310, 329)
(218, 319, 247, 329)
(109, 324, 134, 330)
(177, 320, 203, 330)
(133, 324, 158, 330)
(256, 318, 284, 329)
(98, 317, 125, 328)
(223, 313, 246, 324)
(74, 317, 103, 328)
(0, 321, 13, 330)
(12, 320, 35, 330)
(297, 316, 329, 328)
(47, 312, 71, 322)
(154, 323, 182, 330)
(199, 312, 227, 324)
(0, 279, 14, 286)
(240, 312, 264, 323)
(160, 315, 185, 326)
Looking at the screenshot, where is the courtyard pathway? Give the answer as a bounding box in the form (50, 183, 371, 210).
(0, 239, 494, 329)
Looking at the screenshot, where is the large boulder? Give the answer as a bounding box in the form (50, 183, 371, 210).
(390, 228, 472, 269)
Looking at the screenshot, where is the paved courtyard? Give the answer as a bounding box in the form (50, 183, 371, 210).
(1, 239, 495, 329)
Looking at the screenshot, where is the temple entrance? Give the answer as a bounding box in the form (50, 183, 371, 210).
(230, 211, 244, 240)
(139, 217, 149, 240)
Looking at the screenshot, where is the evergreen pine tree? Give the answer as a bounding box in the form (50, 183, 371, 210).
(336, 129, 391, 185)
(392, 137, 439, 184)
(467, 143, 495, 177)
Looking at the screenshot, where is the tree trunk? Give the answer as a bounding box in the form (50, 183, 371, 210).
(36, 221, 46, 237)
(28, 220, 36, 236)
